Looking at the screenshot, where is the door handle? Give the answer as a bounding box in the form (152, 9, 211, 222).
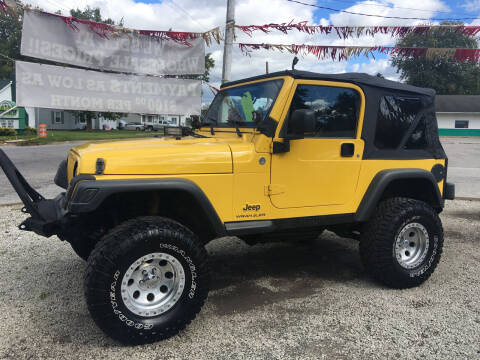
(341, 143, 355, 157)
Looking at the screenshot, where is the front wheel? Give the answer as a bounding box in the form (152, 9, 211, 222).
(84, 217, 210, 345)
(360, 197, 443, 289)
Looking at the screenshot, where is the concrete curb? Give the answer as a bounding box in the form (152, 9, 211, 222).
(454, 196, 480, 202)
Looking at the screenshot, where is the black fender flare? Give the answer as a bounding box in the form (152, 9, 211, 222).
(354, 169, 443, 222)
(68, 178, 226, 237)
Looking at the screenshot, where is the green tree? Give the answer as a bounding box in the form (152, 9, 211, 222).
(0, 4, 25, 79)
(391, 21, 480, 94)
(203, 53, 215, 83)
(70, 6, 122, 26)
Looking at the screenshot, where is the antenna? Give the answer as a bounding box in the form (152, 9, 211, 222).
(292, 56, 299, 70)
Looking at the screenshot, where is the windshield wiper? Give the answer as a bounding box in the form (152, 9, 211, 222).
(228, 119, 243, 138)
(203, 117, 217, 135)
(189, 131, 209, 138)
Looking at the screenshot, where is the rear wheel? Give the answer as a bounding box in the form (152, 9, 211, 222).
(84, 216, 209, 345)
(360, 197, 443, 289)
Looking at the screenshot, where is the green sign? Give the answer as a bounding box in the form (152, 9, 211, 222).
(0, 100, 18, 118)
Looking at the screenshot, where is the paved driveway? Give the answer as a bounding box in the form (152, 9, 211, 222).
(0, 142, 83, 203)
(441, 137, 480, 198)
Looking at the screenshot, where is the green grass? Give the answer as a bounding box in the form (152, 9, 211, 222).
(0, 130, 164, 145)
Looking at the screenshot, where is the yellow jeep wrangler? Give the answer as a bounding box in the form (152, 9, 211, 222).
(0, 70, 455, 344)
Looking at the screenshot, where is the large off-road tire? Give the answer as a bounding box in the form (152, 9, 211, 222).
(360, 197, 443, 289)
(84, 216, 210, 345)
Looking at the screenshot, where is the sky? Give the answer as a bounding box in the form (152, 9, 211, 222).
(27, 0, 480, 103)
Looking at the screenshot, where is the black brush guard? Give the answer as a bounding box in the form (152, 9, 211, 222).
(0, 149, 66, 237)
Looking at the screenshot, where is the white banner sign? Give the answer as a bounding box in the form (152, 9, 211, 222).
(16, 61, 201, 115)
(21, 9, 205, 75)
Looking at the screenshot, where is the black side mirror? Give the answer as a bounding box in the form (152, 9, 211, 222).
(287, 109, 316, 139)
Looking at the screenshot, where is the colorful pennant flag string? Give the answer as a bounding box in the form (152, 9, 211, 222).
(45, 10, 223, 46)
(205, 83, 219, 97)
(0, 0, 223, 46)
(238, 43, 480, 64)
(0, 0, 16, 15)
(235, 21, 480, 39)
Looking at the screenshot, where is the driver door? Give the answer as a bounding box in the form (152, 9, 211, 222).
(269, 81, 365, 209)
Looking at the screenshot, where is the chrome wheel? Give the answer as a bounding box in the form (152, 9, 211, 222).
(121, 253, 185, 317)
(394, 222, 430, 269)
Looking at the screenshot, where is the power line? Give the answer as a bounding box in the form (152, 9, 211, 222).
(322, 0, 457, 15)
(171, 0, 208, 32)
(0, 52, 15, 62)
(286, 0, 480, 21)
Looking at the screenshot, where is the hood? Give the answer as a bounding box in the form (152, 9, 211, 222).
(71, 137, 233, 175)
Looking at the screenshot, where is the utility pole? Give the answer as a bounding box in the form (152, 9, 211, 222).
(221, 0, 235, 84)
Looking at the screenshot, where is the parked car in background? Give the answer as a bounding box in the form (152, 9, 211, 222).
(144, 119, 172, 131)
(124, 122, 144, 131)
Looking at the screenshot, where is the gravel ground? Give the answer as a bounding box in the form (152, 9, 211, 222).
(0, 200, 478, 359)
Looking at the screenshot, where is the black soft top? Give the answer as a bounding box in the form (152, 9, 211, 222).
(221, 70, 435, 97)
(222, 70, 444, 160)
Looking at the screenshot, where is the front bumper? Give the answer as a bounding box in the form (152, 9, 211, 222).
(0, 149, 67, 237)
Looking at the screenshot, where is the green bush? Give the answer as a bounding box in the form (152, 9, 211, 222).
(23, 126, 37, 136)
(0, 127, 17, 136)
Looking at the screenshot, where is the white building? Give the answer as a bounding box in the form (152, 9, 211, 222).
(34, 108, 141, 130)
(140, 114, 188, 127)
(436, 95, 480, 136)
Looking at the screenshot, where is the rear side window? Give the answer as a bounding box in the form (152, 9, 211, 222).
(375, 96, 422, 149)
(288, 85, 360, 138)
(405, 115, 428, 149)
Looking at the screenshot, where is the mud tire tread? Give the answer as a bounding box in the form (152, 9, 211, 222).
(360, 197, 443, 289)
(84, 216, 209, 345)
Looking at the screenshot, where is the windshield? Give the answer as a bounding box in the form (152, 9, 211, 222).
(202, 79, 283, 129)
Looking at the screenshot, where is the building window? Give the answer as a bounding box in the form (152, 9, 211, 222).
(78, 114, 86, 124)
(455, 120, 469, 128)
(54, 111, 62, 124)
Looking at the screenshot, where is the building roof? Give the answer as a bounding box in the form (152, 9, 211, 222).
(436, 95, 480, 113)
(0, 79, 11, 93)
(221, 70, 435, 96)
